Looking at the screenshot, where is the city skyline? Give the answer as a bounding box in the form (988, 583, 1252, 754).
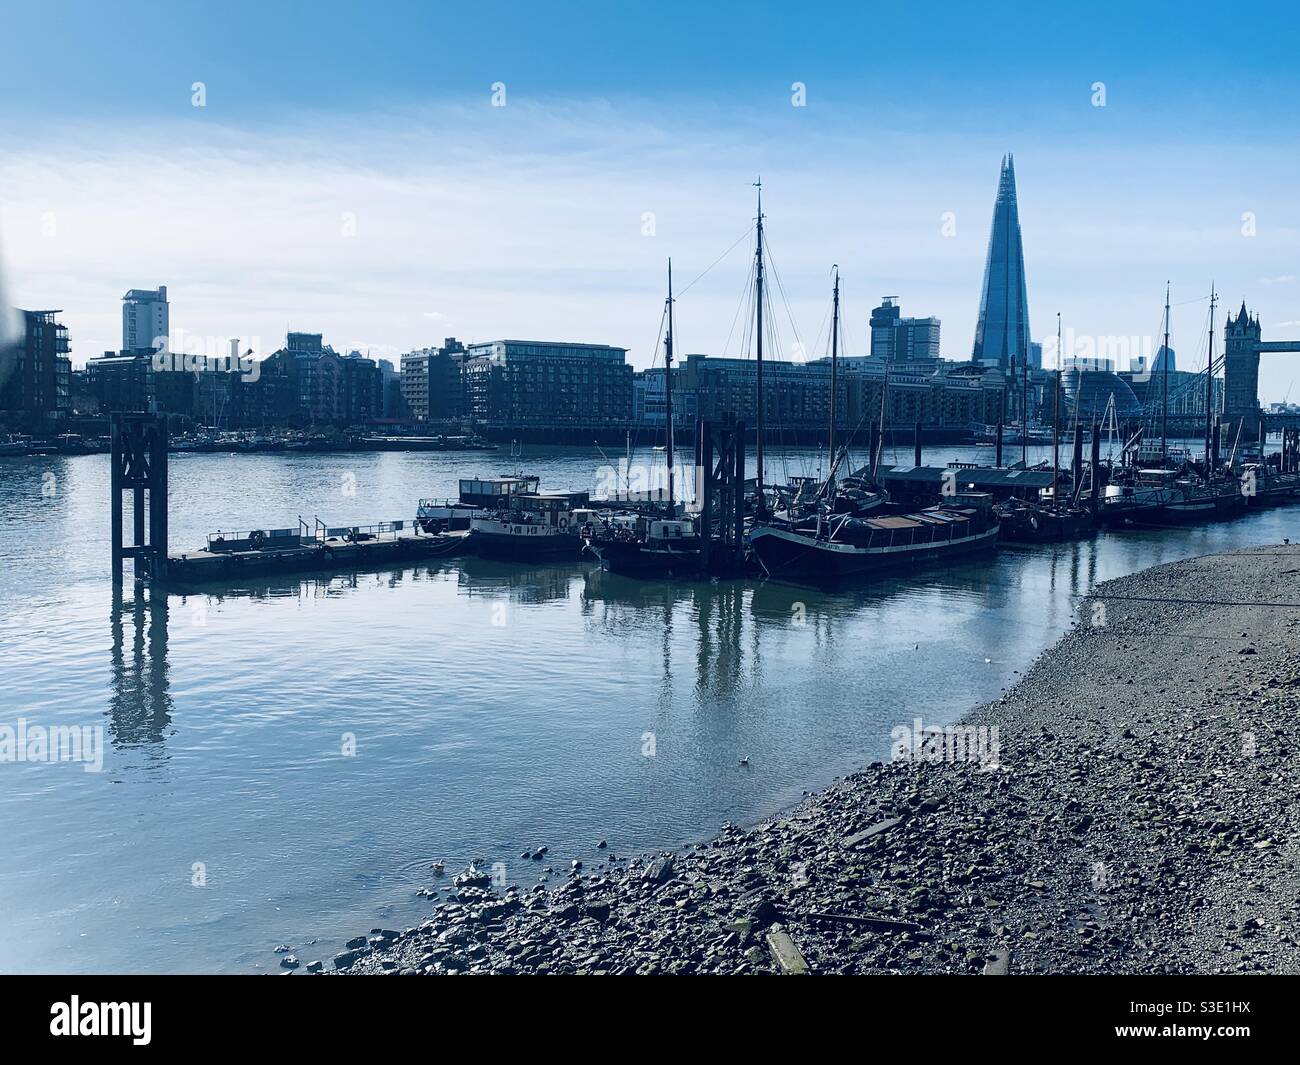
(2, 2, 1299, 400)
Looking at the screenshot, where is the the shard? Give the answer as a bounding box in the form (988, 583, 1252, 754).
(972, 154, 1033, 370)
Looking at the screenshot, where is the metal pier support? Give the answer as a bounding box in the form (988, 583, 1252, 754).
(110, 413, 169, 584)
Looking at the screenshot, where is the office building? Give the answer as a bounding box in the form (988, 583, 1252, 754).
(462, 340, 631, 430)
(122, 286, 169, 352)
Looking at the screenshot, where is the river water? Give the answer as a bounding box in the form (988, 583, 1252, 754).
(0, 442, 1292, 973)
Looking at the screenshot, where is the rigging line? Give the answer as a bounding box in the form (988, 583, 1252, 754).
(678, 225, 755, 298)
(754, 236, 808, 478)
(632, 300, 671, 458)
(761, 231, 807, 359)
(723, 255, 755, 360)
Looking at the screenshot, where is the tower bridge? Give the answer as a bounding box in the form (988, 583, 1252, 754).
(1224, 301, 1300, 440)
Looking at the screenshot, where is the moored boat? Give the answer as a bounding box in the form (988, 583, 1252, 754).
(749, 492, 1001, 582)
(417, 474, 538, 533)
(996, 499, 1095, 543)
(468, 489, 595, 562)
(586, 513, 704, 577)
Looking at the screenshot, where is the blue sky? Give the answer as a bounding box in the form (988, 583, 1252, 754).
(2, 1, 1299, 400)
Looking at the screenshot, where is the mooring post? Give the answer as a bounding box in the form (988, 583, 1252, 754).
(697, 418, 712, 576)
(913, 421, 922, 468)
(110, 418, 124, 584)
(109, 413, 169, 584)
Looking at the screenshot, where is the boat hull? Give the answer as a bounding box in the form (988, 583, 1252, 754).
(1113, 490, 1245, 528)
(469, 524, 585, 562)
(588, 537, 705, 578)
(998, 508, 1095, 544)
(749, 522, 1000, 582)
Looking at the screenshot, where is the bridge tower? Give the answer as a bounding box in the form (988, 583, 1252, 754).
(1223, 302, 1262, 440)
(1223, 301, 1300, 441)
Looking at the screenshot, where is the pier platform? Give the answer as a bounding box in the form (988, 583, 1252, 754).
(161, 522, 469, 588)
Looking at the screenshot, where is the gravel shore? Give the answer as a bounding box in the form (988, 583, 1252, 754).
(319, 544, 1300, 975)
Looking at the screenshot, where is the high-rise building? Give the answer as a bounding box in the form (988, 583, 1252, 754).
(122, 286, 169, 351)
(0, 309, 71, 420)
(869, 298, 941, 362)
(870, 298, 902, 358)
(400, 338, 465, 423)
(972, 155, 1032, 371)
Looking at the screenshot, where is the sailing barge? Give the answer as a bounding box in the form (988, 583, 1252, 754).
(749, 493, 1000, 581)
(584, 259, 707, 578)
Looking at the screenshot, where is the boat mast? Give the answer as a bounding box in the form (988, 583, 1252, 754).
(872, 368, 889, 481)
(753, 179, 765, 504)
(827, 266, 839, 488)
(664, 258, 676, 511)
(1052, 312, 1061, 505)
(1206, 285, 1217, 481)
(1161, 281, 1170, 465)
(1021, 347, 1029, 465)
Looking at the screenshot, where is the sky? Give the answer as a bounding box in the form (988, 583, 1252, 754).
(2, 0, 1299, 401)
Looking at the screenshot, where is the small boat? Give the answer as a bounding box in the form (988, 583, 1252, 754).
(469, 490, 596, 562)
(417, 475, 538, 533)
(996, 499, 1095, 543)
(586, 512, 704, 577)
(1099, 473, 1243, 527)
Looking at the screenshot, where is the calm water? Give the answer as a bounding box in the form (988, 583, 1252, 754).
(0, 442, 1293, 973)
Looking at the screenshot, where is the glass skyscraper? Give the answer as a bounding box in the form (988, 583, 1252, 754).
(972, 155, 1033, 371)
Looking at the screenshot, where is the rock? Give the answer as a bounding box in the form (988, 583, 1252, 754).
(333, 949, 363, 971)
(344, 936, 367, 950)
(983, 949, 1010, 975)
(583, 902, 612, 923)
(454, 865, 492, 889)
(843, 817, 903, 847)
(642, 856, 675, 885)
(279, 954, 299, 969)
(765, 926, 810, 974)
(750, 898, 782, 929)
(305, 960, 323, 973)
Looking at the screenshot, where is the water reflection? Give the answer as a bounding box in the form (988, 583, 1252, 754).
(108, 585, 172, 749)
(454, 556, 587, 604)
